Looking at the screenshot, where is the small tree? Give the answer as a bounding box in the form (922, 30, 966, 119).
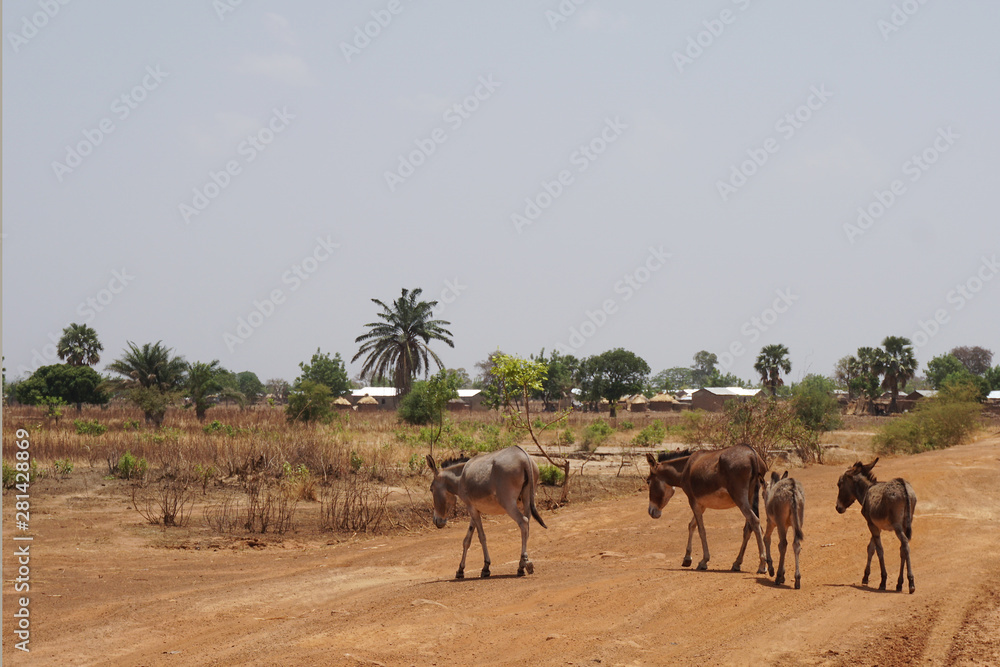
(879, 336, 917, 413)
(754, 344, 791, 396)
(15, 364, 108, 411)
(236, 371, 265, 406)
(578, 348, 650, 418)
(57, 323, 103, 367)
(791, 375, 842, 434)
(285, 380, 332, 423)
(492, 354, 572, 502)
(296, 348, 351, 396)
(184, 361, 226, 421)
(926, 354, 968, 389)
(398, 370, 459, 456)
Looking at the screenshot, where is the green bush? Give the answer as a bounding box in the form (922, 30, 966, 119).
(618, 421, 634, 431)
(115, 451, 148, 480)
(54, 459, 74, 475)
(560, 428, 575, 445)
(873, 391, 981, 454)
(538, 464, 565, 486)
(285, 380, 332, 423)
(632, 421, 666, 447)
(123, 419, 141, 431)
(581, 419, 614, 451)
(3, 460, 42, 489)
(791, 375, 843, 433)
(74, 419, 108, 436)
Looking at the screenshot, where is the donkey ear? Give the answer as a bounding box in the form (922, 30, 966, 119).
(426, 455, 438, 475)
(645, 453, 658, 470)
(770, 471, 780, 484)
(863, 457, 879, 472)
(781, 470, 789, 479)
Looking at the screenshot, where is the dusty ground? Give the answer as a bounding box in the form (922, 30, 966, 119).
(4, 436, 1000, 666)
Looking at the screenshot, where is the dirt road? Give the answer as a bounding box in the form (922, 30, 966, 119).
(5, 437, 1000, 666)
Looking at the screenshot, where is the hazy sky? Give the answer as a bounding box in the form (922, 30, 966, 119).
(3, 1, 998, 386)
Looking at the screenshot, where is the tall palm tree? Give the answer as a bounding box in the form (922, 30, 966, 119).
(57, 323, 103, 366)
(184, 360, 224, 421)
(754, 344, 791, 396)
(352, 288, 454, 397)
(879, 336, 918, 413)
(107, 341, 186, 425)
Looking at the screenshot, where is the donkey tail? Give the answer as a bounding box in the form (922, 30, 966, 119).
(898, 478, 913, 540)
(750, 451, 765, 520)
(523, 457, 548, 529)
(791, 480, 804, 542)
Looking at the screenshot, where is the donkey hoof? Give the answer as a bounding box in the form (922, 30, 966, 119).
(455, 570, 465, 580)
(731, 563, 742, 572)
(481, 568, 491, 578)
(767, 566, 775, 577)
(757, 564, 768, 575)
(775, 575, 784, 586)
(896, 582, 903, 592)
(682, 558, 692, 568)
(909, 584, 915, 595)
(794, 578, 801, 590)
(878, 582, 886, 591)
(696, 562, 708, 571)
(517, 568, 525, 577)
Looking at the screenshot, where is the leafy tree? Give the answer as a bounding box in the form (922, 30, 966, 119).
(443, 368, 473, 389)
(791, 374, 842, 433)
(578, 348, 650, 418)
(833, 355, 860, 398)
(985, 365, 1000, 392)
(754, 344, 791, 396)
(850, 347, 885, 404)
(474, 349, 508, 410)
(285, 380, 332, 423)
(691, 351, 719, 388)
(531, 349, 578, 411)
(879, 336, 918, 413)
(236, 371, 265, 405)
(926, 354, 967, 390)
(57, 323, 103, 367)
(107, 341, 186, 425)
(265, 378, 290, 404)
(398, 370, 460, 455)
(295, 348, 350, 396)
(650, 367, 694, 393)
(492, 354, 571, 501)
(352, 288, 454, 397)
(184, 360, 226, 421)
(15, 364, 108, 411)
(704, 368, 749, 389)
(949, 346, 994, 376)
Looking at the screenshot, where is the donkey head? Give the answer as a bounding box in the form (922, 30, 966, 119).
(762, 470, 788, 503)
(645, 453, 676, 519)
(835, 458, 878, 513)
(426, 455, 452, 529)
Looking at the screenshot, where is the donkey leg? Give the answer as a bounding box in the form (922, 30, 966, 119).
(863, 536, 876, 586)
(873, 534, 887, 590)
(456, 519, 476, 579)
(510, 506, 532, 576)
(693, 507, 711, 571)
(792, 532, 801, 589)
(732, 520, 752, 572)
(896, 528, 915, 594)
(470, 510, 491, 578)
(737, 497, 768, 574)
(682, 515, 697, 567)
(763, 518, 775, 577)
(775, 527, 788, 587)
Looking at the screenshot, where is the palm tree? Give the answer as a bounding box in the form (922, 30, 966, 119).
(107, 341, 186, 425)
(879, 336, 918, 413)
(352, 288, 454, 397)
(754, 344, 791, 396)
(184, 360, 224, 421)
(57, 323, 103, 366)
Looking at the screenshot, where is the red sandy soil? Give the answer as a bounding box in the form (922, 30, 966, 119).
(4, 436, 1000, 666)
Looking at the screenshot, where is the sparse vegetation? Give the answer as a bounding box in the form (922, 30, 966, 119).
(874, 381, 983, 454)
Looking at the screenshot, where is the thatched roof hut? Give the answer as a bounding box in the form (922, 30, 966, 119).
(333, 396, 353, 411)
(356, 394, 379, 413)
(649, 392, 680, 412)
(629, 394, 649, 412)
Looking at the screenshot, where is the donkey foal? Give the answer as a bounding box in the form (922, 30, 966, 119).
(836, 458, 916, 594)
(761, 471, 804, 589)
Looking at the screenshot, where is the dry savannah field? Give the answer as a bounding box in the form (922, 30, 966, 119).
(3, 405, 1000, 666)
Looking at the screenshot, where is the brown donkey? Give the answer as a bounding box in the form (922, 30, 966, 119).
(836, 458, 916, 594)
(646, 445, 768, 573)
(762, 470, 804, 589)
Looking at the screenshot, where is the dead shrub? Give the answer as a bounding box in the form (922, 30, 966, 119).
(319, 469, 391, 534)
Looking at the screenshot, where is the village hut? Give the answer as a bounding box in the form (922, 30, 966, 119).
(356, 394, 379, 413)
(446, 397, 470, 413)
(649, 392, 680, 412)
(629, 394, 649, 412)
(334, 396, 353, 411)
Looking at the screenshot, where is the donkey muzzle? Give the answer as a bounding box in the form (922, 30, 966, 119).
(648, 505, 662, 520)
(433, 516, 447, 529)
